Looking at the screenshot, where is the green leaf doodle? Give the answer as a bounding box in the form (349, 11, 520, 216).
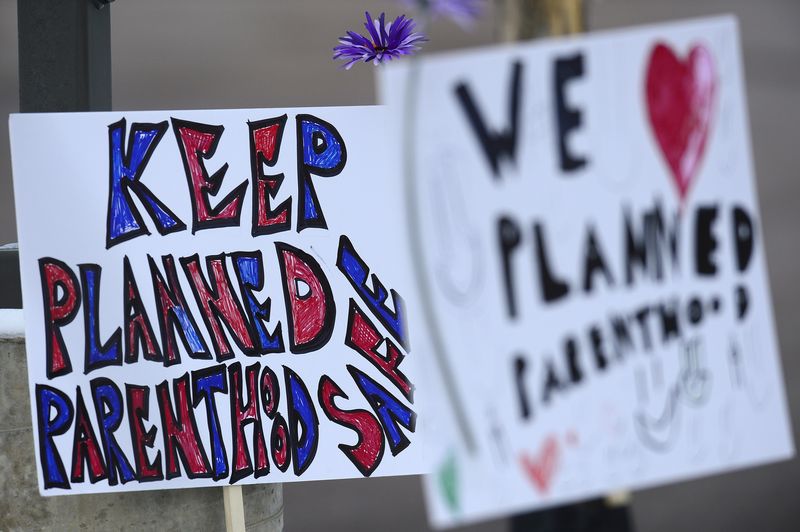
(438, 450, 459, 513)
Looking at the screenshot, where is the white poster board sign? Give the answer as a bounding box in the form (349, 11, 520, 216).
(9, 106, 424, 494)
(379, 16, 793, 527)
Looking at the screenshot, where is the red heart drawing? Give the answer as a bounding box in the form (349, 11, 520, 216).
(645, 42, 716, 203)
(519, 435, 560, 495)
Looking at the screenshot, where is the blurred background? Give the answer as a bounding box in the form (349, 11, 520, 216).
(1, 0, 798, 530)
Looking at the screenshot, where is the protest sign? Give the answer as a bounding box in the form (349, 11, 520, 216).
(379, 16, 793, 527)
(9, 106, 424, 495)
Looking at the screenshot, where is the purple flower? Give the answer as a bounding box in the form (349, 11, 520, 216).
(397, 0, 485, 28)
(333, 12, 427, 70)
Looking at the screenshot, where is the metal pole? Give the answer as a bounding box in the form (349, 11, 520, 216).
(17, 0, 112, 113)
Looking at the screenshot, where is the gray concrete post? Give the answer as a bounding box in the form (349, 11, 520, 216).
(0, 310, 283, 531)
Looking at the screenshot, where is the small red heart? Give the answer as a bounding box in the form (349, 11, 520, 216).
(519, 436, 560, 495)
(645, 42, 716, 203)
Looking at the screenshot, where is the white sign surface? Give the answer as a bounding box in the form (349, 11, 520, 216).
(379, 16, 793, 527)
(10, 106, 424, 494)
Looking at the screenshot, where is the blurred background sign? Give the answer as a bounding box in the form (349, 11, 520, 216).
(380, 15, 793, 529)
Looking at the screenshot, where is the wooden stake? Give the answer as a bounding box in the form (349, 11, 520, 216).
(223, 485, 246, 532)
(499, 0, 585, 41)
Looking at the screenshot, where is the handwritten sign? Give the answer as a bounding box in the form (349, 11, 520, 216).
(9, 106, 424, 494)
(379, 16, 793, 527)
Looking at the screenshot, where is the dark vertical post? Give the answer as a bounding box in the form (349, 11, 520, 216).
(17, 0, 112, 113)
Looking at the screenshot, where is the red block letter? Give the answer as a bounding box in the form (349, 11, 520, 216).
(70, 388, 107, 484)
(156, 374, 211, 479)
(318, 375, 384, 476)
(249, 116, 291, 235)
(126, 384, 163, 482)
(181, 254, 256, 360)
(229, 362, 270, 483)
(39, 258, 81, 378)
(172, 118, 248, 233)
(276, 243, 335, 353)
(345, 300, 413, 401)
